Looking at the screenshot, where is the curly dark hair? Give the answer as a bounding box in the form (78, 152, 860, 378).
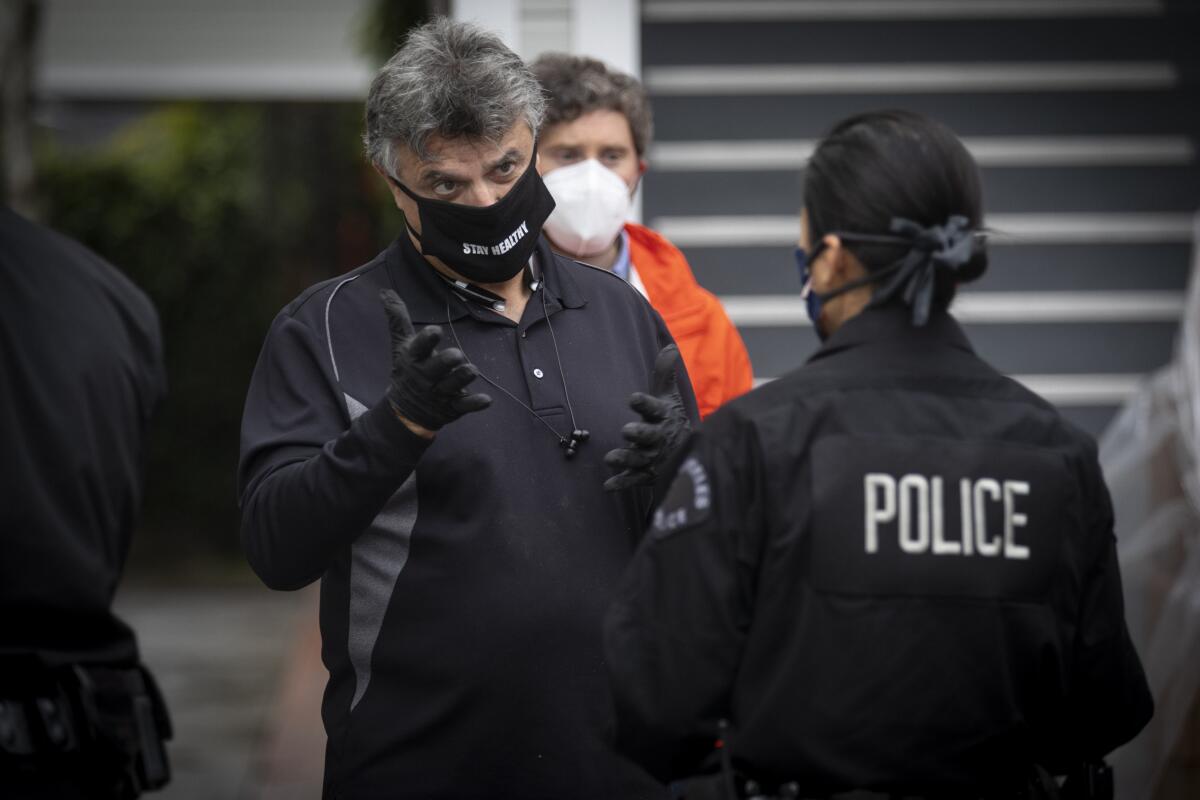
(530, 53, 653, 156)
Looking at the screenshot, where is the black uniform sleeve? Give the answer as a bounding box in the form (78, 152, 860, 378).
(646, 305, 700, 514)
(1, 209, 168, 662)
(1060, 463, 1153, 763)
(238, 311, 430, 590)
(653, 306, 700, 426)
(603, 422, 762, 781)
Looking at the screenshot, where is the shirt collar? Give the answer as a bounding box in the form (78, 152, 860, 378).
(611, 229, 632, 281)
(534, 236, 587, 315)
(807, 304, 974, 365)
(384, 231, 586, 324)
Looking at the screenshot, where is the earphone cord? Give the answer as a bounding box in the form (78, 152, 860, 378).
(444, 281, 581, 446)
(540, 281, 583, 436)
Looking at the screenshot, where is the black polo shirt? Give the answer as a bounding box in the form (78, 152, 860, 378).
(1, 207, 165, 667)
(238, 232, 693, 799)
(605, 305, 1152, 794)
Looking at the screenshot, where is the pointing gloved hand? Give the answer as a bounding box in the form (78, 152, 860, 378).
(380, 289, 492, 432)
(604, 344, 692, 491)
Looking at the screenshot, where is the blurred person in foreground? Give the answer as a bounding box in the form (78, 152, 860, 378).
(604, 111, 1153, 799)
(0, 206, 171, 798)
(238, 18, 696, 799)
(531, 53, 752, 419)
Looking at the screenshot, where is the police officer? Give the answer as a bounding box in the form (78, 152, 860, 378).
(603, 110, 1154, 799)
(1, 207, 172, 798)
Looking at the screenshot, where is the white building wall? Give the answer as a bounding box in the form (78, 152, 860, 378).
(37, 0, 640, 97)
(454, 0, 639, 76)
(37, 0, 377, 99)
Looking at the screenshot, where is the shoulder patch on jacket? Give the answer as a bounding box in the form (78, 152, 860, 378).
(652, 456, 713, 538)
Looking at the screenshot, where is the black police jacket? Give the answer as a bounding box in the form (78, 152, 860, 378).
(604, 304, 1153, 794)
(0, 207, 165, 667)
(239, 233, 694, 799)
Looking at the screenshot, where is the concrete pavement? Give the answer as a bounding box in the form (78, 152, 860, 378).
(114, 584, 326, 800)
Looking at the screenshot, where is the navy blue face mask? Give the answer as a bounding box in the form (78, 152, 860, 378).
(794, 242, 830, 335)
(796, 236, 887, 340)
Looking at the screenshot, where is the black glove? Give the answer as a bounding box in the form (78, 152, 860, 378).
(604, 344, 692, 491)
(380, 289, 491, 431)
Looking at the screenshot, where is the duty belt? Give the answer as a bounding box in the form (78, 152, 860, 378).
(0, 661, 172, 792)
(685, 719, 1111, 800)
(675, 774, 1011, 800)
(676, 766, 1112, 800)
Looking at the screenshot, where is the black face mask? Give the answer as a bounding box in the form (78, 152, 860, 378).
(392, 156, 556, 285)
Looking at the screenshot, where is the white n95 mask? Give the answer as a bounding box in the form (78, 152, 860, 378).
(542, 159, 632, 259)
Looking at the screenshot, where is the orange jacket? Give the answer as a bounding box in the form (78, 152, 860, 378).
(625, 222, 753, 418)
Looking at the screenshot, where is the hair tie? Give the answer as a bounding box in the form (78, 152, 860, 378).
(870, 215, 976, 326)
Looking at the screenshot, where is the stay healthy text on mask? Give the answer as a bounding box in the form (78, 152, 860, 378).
(462, 221, 530, 256)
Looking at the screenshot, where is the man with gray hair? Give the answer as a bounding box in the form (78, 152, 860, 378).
(238, 17, 692, 798)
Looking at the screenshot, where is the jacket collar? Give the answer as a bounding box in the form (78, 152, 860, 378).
(384, 230, 585, 324)
(807, 304, 974, 365)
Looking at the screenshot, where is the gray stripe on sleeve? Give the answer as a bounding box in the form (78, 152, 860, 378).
(344, 395, 418, 711)
(344, 392, 369, 420)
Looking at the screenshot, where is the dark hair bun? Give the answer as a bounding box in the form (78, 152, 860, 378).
(806, 110, 987, 313)
(955, 236, 989, 285)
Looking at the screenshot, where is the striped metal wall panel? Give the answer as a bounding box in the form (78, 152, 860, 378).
(640, 0, 1200, 437)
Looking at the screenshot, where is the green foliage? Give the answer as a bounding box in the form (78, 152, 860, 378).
(36, 102, 398, 562)
(357, 0, 436, 66)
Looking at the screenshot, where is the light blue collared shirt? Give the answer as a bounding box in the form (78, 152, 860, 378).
(610, 229, 632, 281)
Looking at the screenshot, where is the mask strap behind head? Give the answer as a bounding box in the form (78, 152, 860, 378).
(814, 216, 978, 327)
(806, 232, 910, 301)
